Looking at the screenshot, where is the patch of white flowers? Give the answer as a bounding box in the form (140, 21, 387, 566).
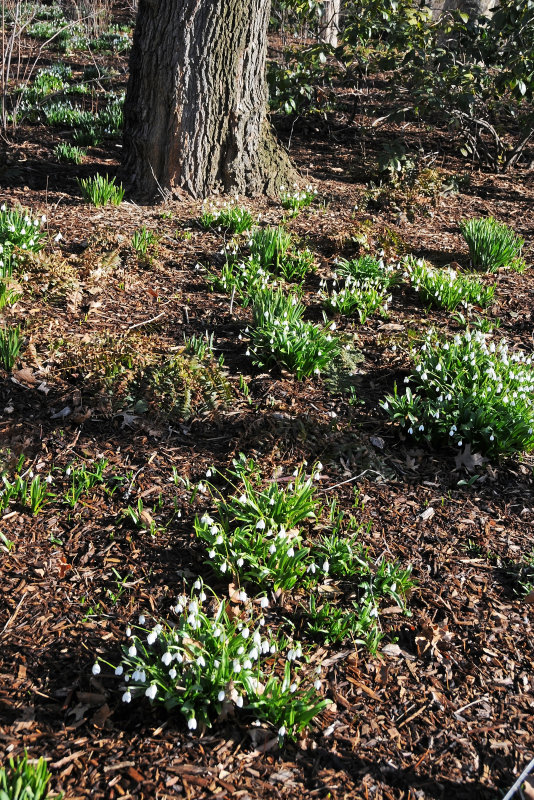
(382, 328, 534, 456)
(91, 578, 328, 737)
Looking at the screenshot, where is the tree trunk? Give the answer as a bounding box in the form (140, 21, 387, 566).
(319, 0, 340, 48)
(429, 0, 494, 20)
(122, 0, 296, 201)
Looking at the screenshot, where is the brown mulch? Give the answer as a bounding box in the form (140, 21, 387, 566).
(1, 18, 534, 800)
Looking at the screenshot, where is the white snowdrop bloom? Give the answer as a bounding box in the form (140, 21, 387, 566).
(235, 695, 244, 708)
(239, 494, 247, 504)
(162, 652, 173, 666)
(139, 615, 146, 625)
(290, 683, 297, 693)
(145, 684, 157, 700)
(92, 662, 101, 675)
(128, 645, 137, 657)
(248, 647, 258, 661)
(206, 469, 212, 478)
(278, 726, 286, 737)
(243, 659, 252, 670)
(322, 560, 329, 574)
(314, 679, 322, 691)
(218, 690, 226, 702)
(197, 655, 206, 667)
(175, 653, 183, 664)
(458, 440, 463, 447)
(269, 543, 276, 554)
(215, 535, 223, 545)
(261, 640, 270, 654)
(256, 519, 266, 530)
(169, 667, 177, 679)
(41, 214, 47, 223)
(122, 690, 132, 703)
(147, 631, 158, 646)
(188, 717, 197, 730)
(115, 665, 124, 676)
(237, 557, 244, 567)
(418, 425, 424, 432)
(270, 644, 276, 654)
(213, 626, 223, 638)
(287, 649, 295, 661)
(187, 614, 197, 627)
(260, 596, 269, 608)
(241, 627, 250, 639)
(239, 590, 247, 602)
(194, 579, 201, 589)
(233, 660, 241, 673)
(201, 514, 213, 525)
(199, 591, 206, 601)
(126, 627, 132, 638)
(408, 427, 413, 435)
(220, 562, 227, 573)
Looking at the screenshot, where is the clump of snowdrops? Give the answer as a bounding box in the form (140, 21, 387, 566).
(382, 328, 534, 456)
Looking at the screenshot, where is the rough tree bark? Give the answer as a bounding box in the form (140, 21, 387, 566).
(319, 0, 341, 48)
(122, 0, 296, 201)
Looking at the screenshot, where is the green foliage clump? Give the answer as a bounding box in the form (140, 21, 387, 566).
(95, 578, 329, 738)
(0, 751, 61, 800)
(404, 257, 495, 310)
(78, 174, 124, 207)
(249, 288, 340, 379)
(54, 142, 86, 164)
(200, 201, 254, 234)
(383, 329, 534, 457)
(460, 217, 526, 273)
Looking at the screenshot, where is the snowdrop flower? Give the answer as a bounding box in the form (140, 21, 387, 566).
(243, 659, 252, 670)
(128, 644, 137, 657)
(126, 627, 132, 638)
(287, 547, 295, 558)
(241, 627, 250, 639)
(256, 518, 266, 530)
(235, 695, 244, 708)
(314, 679, 322, 691)
(197, 655, 206, 667)
(115, 665, 124, 676)
(139, 615, 146, 625)
(290, 683, 297, 693)
(145, 684, 157, 700)
(206, 469, 212, 478)
(218, 690, 226, 702)
(220, 562, 228, 574)
(147, 631, 158, 646)
(193, 579, 202, 590)
(122, 690, 132, 703)
(208, 549, 216, 558)
(92, 662, 101, 675)
(237, 646, 244, 655)
(188, 717, 197, 730)
(260, 596, 269, 608)
(169, 667, 177, 679)
(162, 652, 173, 666)
(237, 557, 244, 567)
(322, 560, 329, 573)
(278, 726, 286, 738)
(54, 232, 62, 242)
(233, 660, 241, 673)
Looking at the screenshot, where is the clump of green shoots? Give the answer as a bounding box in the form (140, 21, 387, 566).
(250, 227, 315, 282)
(404, 256, 495, 310)
(280, 183, 317, 216)
(200, 200, 254, 234)
(93, 578, 330, 740)
(382, 328, 534, 457)
(0, 325, 23, 370)
(78, 174, 124, 207)
(460, 216, 525, 272)
(249, 288, 340, 379)
(54, 142, 86, 164)
(0, 751, 62, 800)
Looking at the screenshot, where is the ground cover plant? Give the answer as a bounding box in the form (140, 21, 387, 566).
(0, 3, 533, 799)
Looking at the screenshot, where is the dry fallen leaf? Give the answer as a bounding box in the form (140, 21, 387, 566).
(455, 443, 488, 471)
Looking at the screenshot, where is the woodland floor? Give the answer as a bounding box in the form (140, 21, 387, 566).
(0, 16, 534, 800)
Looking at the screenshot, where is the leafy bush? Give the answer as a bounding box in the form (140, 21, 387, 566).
(383, 329, 534, 457)
(405, 257, 495, 310)
(131, 226, 159, 256)
(460, 217, 525, 272)
(335, 255, 399, 287)
(249, 288, 340, 378)
(78, 174, 124, 206)
(94, 579, 329, 738)
(207, 256, 271, 306)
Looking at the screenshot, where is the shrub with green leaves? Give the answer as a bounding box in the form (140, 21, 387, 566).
(0, 751, 61, 800)
(306, 596, 384, 651)
(0, 205, 47, 254)
(54, 142, 86, 164)
(200, 201, 254, 234)
(78, 174, 124, 207)
(94, 579, 329, 738)
(249, 288, 340, 379)
(320, 275, 391, 322)
(382, 329, 534, 456)
(460, 217, 525, 272)
(405, 257, 495, 310)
